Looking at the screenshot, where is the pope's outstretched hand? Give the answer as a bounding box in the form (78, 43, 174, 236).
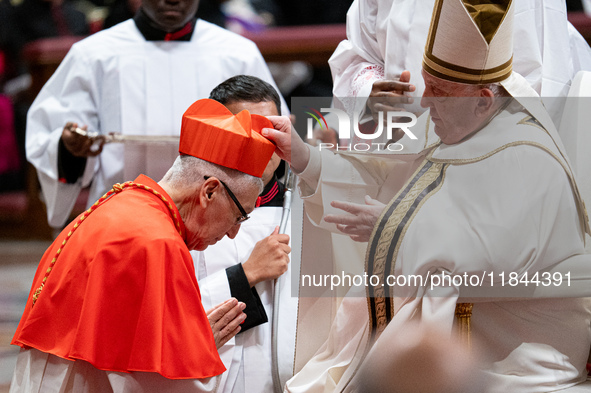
(263, 116, 310, 174)
(324, 195, 386, 243)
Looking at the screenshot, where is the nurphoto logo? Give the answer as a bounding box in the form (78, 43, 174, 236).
(305, 108, 419, 152)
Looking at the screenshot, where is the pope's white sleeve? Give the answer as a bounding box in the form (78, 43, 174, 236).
(25, 44, 100, 228)
(295, 145, 322, 195)
(297, 148, 381, 231)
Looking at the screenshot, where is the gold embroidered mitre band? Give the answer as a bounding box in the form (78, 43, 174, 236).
(423, 0, 514, 84)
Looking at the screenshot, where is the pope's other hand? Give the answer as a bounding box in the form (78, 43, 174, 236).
(324, 195, 386, 243)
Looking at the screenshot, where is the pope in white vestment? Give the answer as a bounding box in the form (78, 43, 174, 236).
(288, 98, 591, 393)
(26, 11, 286, 229)
(278, 1, 591, 392)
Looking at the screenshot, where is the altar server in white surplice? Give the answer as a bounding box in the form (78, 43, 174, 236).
(26, 0, 286, 229)
(193, 75, 296, 393)
(262, 1, 591, 392)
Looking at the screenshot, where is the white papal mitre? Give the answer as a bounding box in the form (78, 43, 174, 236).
(422, 0, 514, 84)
